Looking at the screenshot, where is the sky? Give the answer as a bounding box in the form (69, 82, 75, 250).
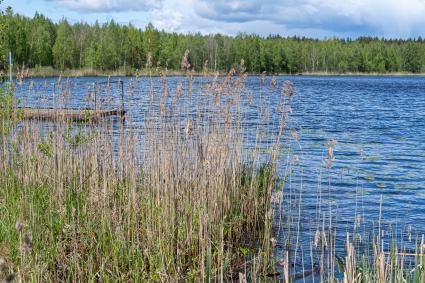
(5, 0, 425, 39)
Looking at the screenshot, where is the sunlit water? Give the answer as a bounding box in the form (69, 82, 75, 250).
(12, 75, 425, 280)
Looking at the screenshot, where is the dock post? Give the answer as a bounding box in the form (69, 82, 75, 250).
(120, 80, 125, 122)
(93, 82, 97, 110)
(8, 52, 13, 85)
(120, 80, 124, 111)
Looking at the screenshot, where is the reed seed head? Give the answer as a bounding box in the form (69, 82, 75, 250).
(181, 49, 190, 70)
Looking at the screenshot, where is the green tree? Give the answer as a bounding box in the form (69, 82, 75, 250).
(3, 9, 30, 66)
(52, 19, 75, 69)
(0, 1, 6, 76)
(4, 8, 425, 74)
(28, 13, 55, 66)
(142, 23, 160, 65)
(403, 42, 422, 72)
(128, 25, 144, 69)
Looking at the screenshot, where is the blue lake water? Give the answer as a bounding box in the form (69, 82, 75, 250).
(289, 76, 425, 226)
(12, 75, 425, 279)
(274, 76, 425, 279)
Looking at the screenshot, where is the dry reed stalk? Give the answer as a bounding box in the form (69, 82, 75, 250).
(0, 51, 294, 281)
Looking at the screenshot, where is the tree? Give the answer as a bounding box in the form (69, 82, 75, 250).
(403, 42, 422, 73)
(0, 1, 6, 75)
(73, 22, 90, 68)
(5, 9, 425, 74)
(142, 23, 160, 64)
(52, 19, 75, 69)
(127, 25, 144, 69)
(28, 13, 55, 67)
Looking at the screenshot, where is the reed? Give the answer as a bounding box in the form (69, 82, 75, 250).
(0, 55, 294, 282)
(1, 53, 423, 282)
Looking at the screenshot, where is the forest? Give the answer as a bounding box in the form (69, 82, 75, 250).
(2, 6, 425, 74)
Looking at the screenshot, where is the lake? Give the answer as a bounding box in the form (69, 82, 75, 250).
(13, 75, 425, 279)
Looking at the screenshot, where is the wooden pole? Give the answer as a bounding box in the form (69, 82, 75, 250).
(120, 80, 124, 111)
(120, 80, 125, 121)
(8, 51, 12, 85)
(93, 82, 97, 110)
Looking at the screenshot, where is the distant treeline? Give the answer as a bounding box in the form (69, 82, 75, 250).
(2, 6, 425, 74)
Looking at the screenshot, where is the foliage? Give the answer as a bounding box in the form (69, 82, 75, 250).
(0, 0, 6, 75)
(3, 7, 425, 73)
(63, 125, 98, 146)
(0, 0, 14, 136)
(52, 19, 74, 70)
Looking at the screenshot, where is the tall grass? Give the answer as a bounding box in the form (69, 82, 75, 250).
(0, 57, 294, 282)
(1, 54, 424, 282)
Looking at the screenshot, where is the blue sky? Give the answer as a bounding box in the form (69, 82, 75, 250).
(5, 0, 425, 38)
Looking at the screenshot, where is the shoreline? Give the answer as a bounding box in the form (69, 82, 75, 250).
(14, 67, 425, 78)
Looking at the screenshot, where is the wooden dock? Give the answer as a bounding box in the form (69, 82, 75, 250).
(18, 108, 126, 122)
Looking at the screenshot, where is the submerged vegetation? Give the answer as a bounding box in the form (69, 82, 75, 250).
(3, 5, 425, 75)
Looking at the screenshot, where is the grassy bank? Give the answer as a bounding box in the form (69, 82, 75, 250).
(17, 66, 218, 78)
(12, 66, 425, 79)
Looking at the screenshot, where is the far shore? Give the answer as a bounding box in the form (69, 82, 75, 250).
(12, 67, 425, 78)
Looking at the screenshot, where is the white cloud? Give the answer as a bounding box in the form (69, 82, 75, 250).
(149, 0, 197, 33)
(41, 0, 425, 38)
(47, 0, 161, 12)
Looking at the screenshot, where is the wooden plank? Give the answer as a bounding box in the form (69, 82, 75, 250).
(17, 108, 125, 122)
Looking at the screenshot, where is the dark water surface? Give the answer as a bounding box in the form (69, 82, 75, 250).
(13, 75, 425, 279)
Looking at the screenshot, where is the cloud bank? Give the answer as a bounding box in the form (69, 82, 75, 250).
(44, 0, 425, 38)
